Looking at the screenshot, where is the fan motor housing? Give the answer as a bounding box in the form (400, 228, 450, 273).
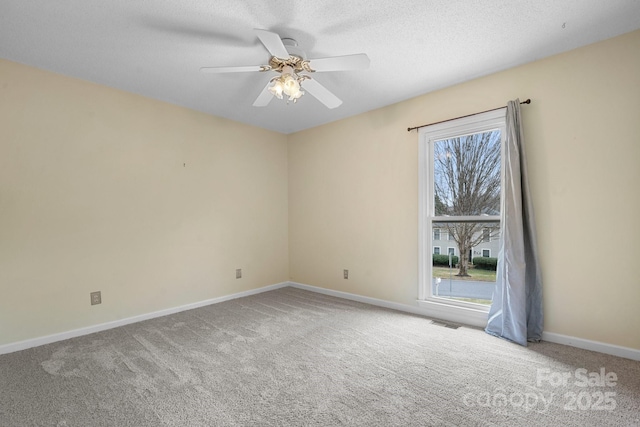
(264, 37, 313, 73)
(268, 55, 314, 73)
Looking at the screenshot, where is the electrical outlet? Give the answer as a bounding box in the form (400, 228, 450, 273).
(343, 269, 349, 279)
(236, 268, 242, 279)
(90, 291, 101, 305)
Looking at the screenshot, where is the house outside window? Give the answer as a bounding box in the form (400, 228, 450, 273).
(483, 228, 491, 243)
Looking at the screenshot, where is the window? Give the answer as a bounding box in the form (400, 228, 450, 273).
(482, 249, 491, 257)
(418, 109, 505, 319)
(433, 247, 441, 255)
(433, 229, 441, 240)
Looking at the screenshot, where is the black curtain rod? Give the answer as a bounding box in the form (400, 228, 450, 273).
(407, 99, 531, 132)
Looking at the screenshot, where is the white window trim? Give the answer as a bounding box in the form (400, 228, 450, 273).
(482, 249, 491, 257)
(417, 108, 506, 319)
(447, 247, 456, 255)
(433, 246, 441, 255)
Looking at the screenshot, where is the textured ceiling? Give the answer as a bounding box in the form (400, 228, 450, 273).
(2, 1, 640, 134)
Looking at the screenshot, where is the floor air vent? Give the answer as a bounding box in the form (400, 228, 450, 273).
(431, 320, 461, 329)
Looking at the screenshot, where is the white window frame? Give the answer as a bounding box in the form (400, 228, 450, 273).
(447, 247, 456, 256)
(433, 246, 441, 255)
(418, 109, 506, 322)
(433, 228, 441, 241)
(482, 249, 491, 257)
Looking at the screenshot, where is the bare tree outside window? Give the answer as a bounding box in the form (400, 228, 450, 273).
(433, 130, 501, 276)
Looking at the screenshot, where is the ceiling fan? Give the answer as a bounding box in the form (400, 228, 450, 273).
(200, 29, 370, 109)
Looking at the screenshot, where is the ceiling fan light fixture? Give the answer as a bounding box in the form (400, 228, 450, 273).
(283, 74, 299, 95)
(289, 86, 305, 102)
(268, 78, 284, 99)
(268, 68, 305, 103)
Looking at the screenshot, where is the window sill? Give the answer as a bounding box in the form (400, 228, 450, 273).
(417, 299, 488, 328)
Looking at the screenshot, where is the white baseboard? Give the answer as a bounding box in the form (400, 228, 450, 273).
(288, 281, 487, 327)
(0, 282, 289, 356)
(290, 281, 489, 327)
(542, 331, 640, 361)
(289, 281, 640, 362)
(3, 281, 639, 362)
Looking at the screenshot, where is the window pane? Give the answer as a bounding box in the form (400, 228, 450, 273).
(434, 247, 440, 255)
(431, 221, 499, 306)
(420, 109, 505, 312)
(433, 130, 501, 216)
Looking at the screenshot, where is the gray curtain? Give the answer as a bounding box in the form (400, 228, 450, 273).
(485, 99, 543, 346)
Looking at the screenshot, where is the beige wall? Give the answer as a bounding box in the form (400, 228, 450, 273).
(0, 60, 289, 346)
(2, 30, 639, 352)
(289, 30, 640, 350)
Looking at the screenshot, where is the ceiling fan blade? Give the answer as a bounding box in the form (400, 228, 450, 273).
(302, 78, 342, 109)
(308, 53, 370, 72)
(253, 80, 274, 107)
(200, 65, 264, 73)
(254, 29, 290, 59)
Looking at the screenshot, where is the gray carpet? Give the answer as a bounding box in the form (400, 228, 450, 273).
(1, 287, 639, 426)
